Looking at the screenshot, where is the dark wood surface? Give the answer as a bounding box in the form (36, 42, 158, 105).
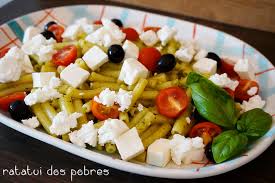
(0, 0, 274, 182)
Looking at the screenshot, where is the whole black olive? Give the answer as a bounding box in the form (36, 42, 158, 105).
(205, 143, 215, 162)
(9, 100, 33, 122)
(206, 52, 221, 67)
(156, 54, 176, 73)
(44, 21, 57, 31)
(111, 19, 123, 28)
(107, 44, 125, 63)
(40, 30, 56, 40)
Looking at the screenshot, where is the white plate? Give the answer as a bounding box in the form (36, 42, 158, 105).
(0, 4, 274, 179)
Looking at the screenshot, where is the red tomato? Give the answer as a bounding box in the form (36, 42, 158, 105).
(93, 20, 102, 25)
(156, 87, 189, 118)
(48, 24, 64, 42)
(220, 58, 239, 80)
(224, 88, 235, 98)
(234, 79, 259, 102)
(0, 92, 26, 111)
(91, 100, 119, 121)
(189, 122, 222, 145)
(52, 45, 77, 66)
(138, 47, 161, 71)
(0, 47, 10, 58)
(122, 28, 139, 41)
(143, 26, 161, 32)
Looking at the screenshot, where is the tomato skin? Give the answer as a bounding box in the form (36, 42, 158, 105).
(234, 79, 259, 102)
(93, 20, 102, 25)
(48, 24, 64, 42)
(224, 88, 235, 98)
(220, 59, 240, 80)
(122, 28, 139, 41)
(156, 87, 189, 118)
(0, 92, 26, 111)
(0, 47, 10, 58)
(143, 26, 161, 32)
(52, 45, 77, 66)
(138, 47, 161, 71)
(91, 100, 119, 121)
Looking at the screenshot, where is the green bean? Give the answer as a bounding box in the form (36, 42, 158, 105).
(155, 79, 179, 90)
(0, 74, 32, 90)
(82, 101, 92, 113)
(73, 99, 88, 128)
(58, 96, 74, 114)
(66, 87, 104, 99)
(119, 112, 130, 126)
(0, 83, 32, 97)
(140, 91, 159, 100)
(131, 78, 148, 107)
(41, 102, 57, 121)
(129, 109, 148, 128)
(171, 105, 193, 135)
(89, 72, 117, 82)
(140, 124, 160, 140)
(91, 82, 120, 91)
(135, 111, 154, 134)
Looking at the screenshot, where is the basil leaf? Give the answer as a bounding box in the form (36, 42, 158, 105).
(212, 130, 248, 163)
(236, 108, 272, 139)
(187, 72, 237, 128)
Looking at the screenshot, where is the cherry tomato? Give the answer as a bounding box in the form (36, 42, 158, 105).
(48, 24, 64, 42)
(220, 58, 239, 80)
(224, 88, 235, 98)
(0, 47, 10, 58)
(143, 26, 161, 32)
(93, 20, 102, 25)
(234, 79, 259, 102)
(122, 28, 139, 41)
(156, 87, 189, 118)
(91, 100, 119, 121)
(0, 92, 26, 111)
(138, 47, 161, 71)
(52, 45, 77, 66)
(189, 122, 222, 145)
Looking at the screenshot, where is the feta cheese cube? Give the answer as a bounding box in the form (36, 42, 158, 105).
(23, 26, 41, 43)
(209, 73, 239, 91)
(21, 117, 40, 129)
(123, 40, 139, 59)
(175, 46, 196, 63)
(146, 138, 171, 167)
(157, 25, 176, 46)
(119, 58, 149, 85)
(32, 72, 56, 88)
(241, 95, 265, 112)
(82, 46, 108, 71)
(94, 88, 117, 107)
(98, 119, 129, 145)
(194, 49, 207, 61)
(60, 64, 90, 88)
(192, 58, 217, 75)
(62, 24, 83, 41)
(139, 30, 159, 46)
(115, 127, 144, 161)
(234, 58, 255, 80)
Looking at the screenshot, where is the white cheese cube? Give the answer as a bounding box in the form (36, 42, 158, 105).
(62, 24, 83, 41)
(194, 49, 207, 61)
(123, 40, 139, 59)
(32, 72, 56, 88)
(146, 139, 171, 167)
(21, 117, 40, 129)
(139, 30, 159, 46)
(115, 127, 144, 161)
(234, 58, 255, 80)
(157, 25, 176, 46)
(60, 64, 89, 88)
(192, 58, 217, 75)
(175, 47, 196, 63)
(23, 26, 41, 44)
(82, 46, 108, 71)
(119, 58, 149, 85)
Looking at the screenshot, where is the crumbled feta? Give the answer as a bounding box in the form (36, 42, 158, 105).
(22, 117, 40, 129)
(157, 25, 176, 46)
(23, 26, 41, 44)
(170, 134, 205, 165)
(209, 73, 239, 91)
(82, 46, 108, 71)
(119, 58, 149, 85)
(139, 30, 159, 46)
(146, 138, 171, 167)
(234, 58, 255, 80)
(75, 17, 100, 34)
(175, 46, 196, 63)
(247, 86, 258, 96)
(62, 24, 83, 41)
(241, 95, 265, 112)
(185, 117, 191, 124)
(49, 112, 82, 136)
(192, 58, 217, 75)
(69, 121, 98, 148)
(116, 89, 133, 112)
(194, 49, 207, 61)
(115, 127, 144, 160)
(94, 88, 117, 107)
(137, 103, 144, 112)
(48, 76, 62, 89)
(122, 40, 139, 59)
(98, 119, 129, 145)
(60, 63, 90, 88)
(32, 72, 56, 88)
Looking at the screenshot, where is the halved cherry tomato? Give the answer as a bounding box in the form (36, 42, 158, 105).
(234, 79, 259, 102)
(143, 26, 161, 32)
(224, 88, 235, 98)
(138, 47, 161, 71)
(93, 20, 102, 25)
(52, 45, 77, 66)
(122, 28, 139, 41)
(48, 24, 64, 42)
(91, 100, 119, 121)
(220, 58, 239, 80)
(156, 87, 189, 118)
(0, 47, 10, 58)
(189, 122, 222, 145)
(0, 92, 26, 111)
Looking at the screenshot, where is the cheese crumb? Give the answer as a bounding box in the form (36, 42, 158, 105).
(247, 86, 258, 96)
(22, 117, 40, 129)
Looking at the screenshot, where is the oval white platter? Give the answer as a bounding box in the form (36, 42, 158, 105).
(0, 4, 274, 179)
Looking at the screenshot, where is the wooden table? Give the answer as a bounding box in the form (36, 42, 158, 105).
(0, 0, 274, 182)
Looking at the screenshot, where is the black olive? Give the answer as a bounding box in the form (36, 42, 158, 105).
(107, 44, 125, 63)
(156, 54, 176, 73)
(205, 143, 215, 162)
(111, 19, 123, 28)
(44, 21, 57, 31)
(40, 30, 56, 40)
(9, 100, 33, 122)
(206, 52, 221, 67)
(191, 108, 206, 123)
